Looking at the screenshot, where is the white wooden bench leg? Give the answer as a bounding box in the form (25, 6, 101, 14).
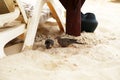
(22, 0, 45, 50)
(0, 24, 26, 58)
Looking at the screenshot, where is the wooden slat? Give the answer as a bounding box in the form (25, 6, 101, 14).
(16, 0, 28, 23)
(22, 0, 46, 50)
(47, 0, 65, 32)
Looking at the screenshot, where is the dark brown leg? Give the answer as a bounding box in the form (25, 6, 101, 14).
(60, 0, 85, 36)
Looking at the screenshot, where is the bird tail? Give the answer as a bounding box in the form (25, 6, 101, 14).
(74, 41, 85, 44)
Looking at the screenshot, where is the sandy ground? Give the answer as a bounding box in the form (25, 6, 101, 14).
(0, 0, 120, 80)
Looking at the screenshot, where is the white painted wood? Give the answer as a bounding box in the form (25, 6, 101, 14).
(0, 24, 26, 58)
(22, 0, 46, 50)
(0, 0, 28, 27)
(0, 7, 20, 27)
(0, 0, 28, 58)
(0, 45, 6, 58)
(16, 0, 28, 23)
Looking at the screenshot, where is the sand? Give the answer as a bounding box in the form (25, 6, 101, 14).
(0, 0, 120, 80)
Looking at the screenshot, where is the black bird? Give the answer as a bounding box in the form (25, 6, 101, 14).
(56, 37, 83, 47)
(45, 39, 54, 49)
